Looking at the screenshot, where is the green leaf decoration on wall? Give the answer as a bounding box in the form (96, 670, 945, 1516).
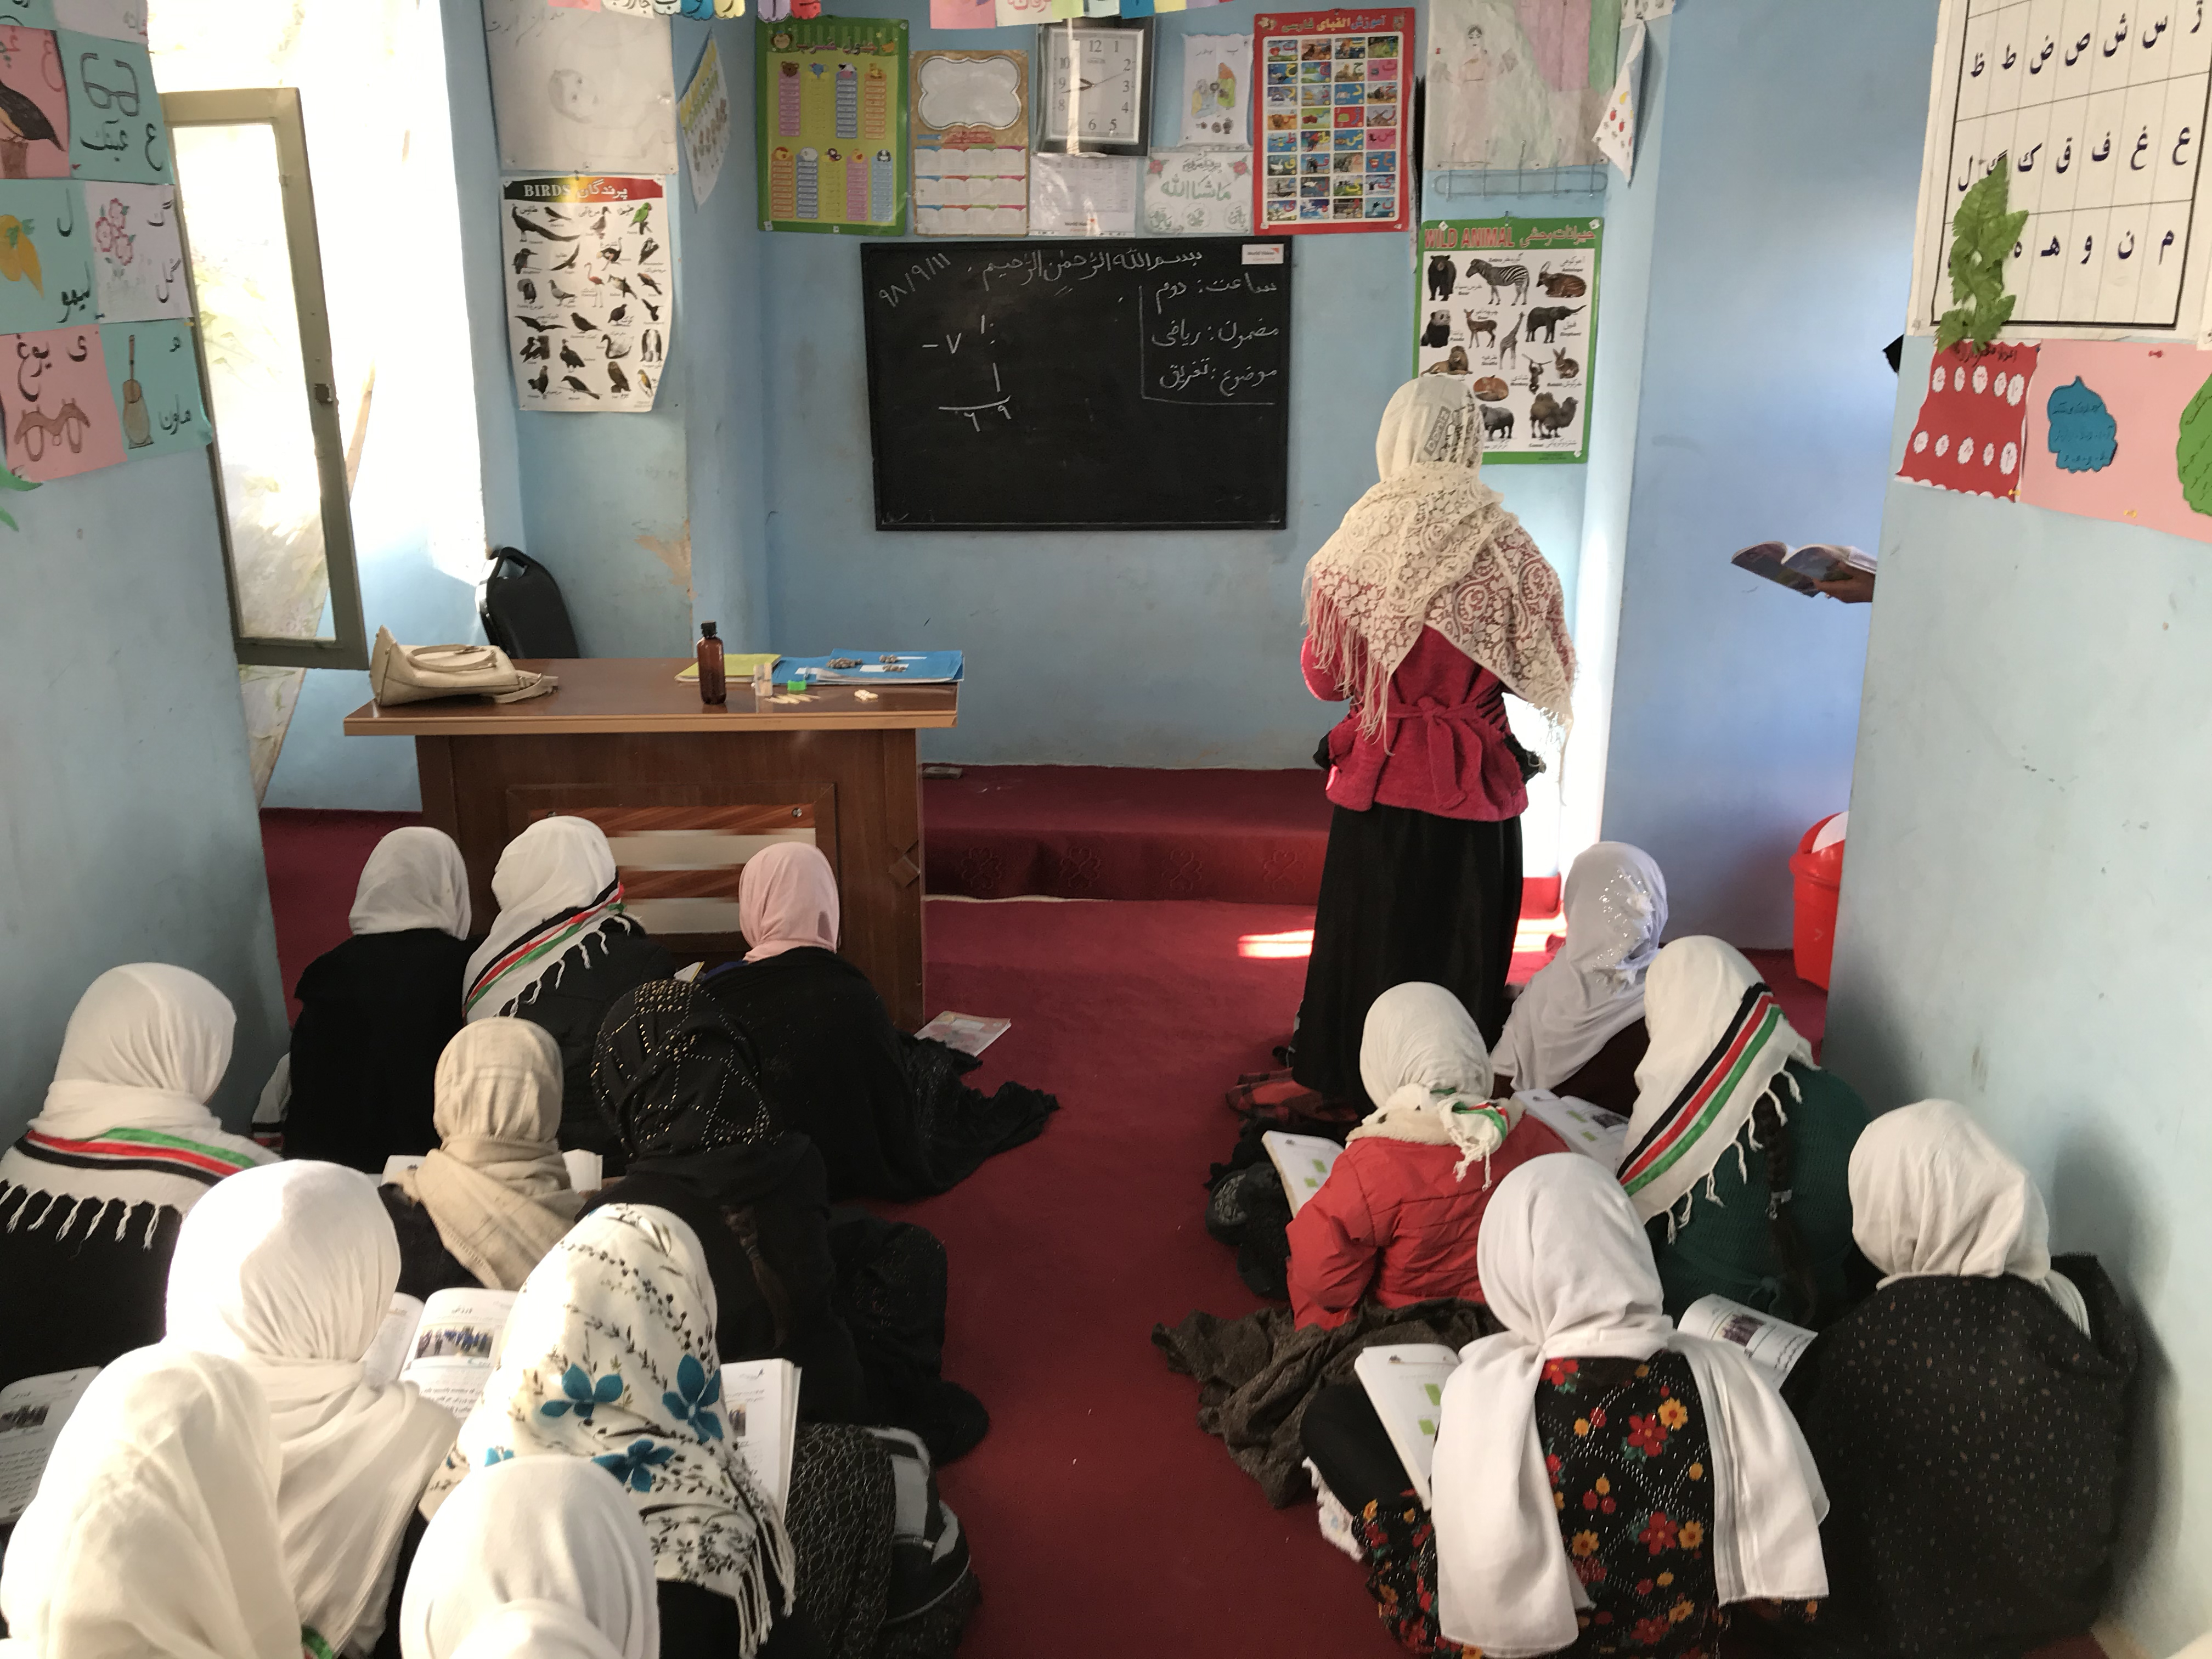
(0, 461, 37, 532)
(1937, 156, 2029, 356)
(2174, 371, 2212, 517)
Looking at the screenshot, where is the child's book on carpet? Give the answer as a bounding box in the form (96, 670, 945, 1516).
(1678, 1295, 1816, 1386)
(1352, 1345, 1462, 1507)
(365, 1288, 518, 1418)
(1729, 540, 1877, 596)
(1517, 1089, 1630, 1171)
(1262, 1131, 1342, 1215)
(0, 1367, 102, 1522)
(722, 1358, 802, 1516)
(915, 1011, 1011, 1056)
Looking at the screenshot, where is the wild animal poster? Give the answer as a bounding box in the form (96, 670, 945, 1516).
(1253, 8, 1414, 234)
(757, 17, 907, 235)
(501, 175, 670, 413)
(1424, 0, 1618, 171)
(1414, 215, 1600, 464)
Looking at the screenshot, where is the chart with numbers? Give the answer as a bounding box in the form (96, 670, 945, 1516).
(1910, 0, 2212, 340)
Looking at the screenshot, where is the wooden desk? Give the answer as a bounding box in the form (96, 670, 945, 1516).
(343, 659, 958, 1029)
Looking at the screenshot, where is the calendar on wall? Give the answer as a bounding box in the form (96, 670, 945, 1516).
(1908, 0, 2212, 341)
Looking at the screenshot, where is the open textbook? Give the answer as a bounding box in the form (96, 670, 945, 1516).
(1730, 540, 1877, 596)
(1678, 1294, 1817, 1387)
(913, 1012, 1011, 1057)
(1352, 1344, 1461, 1508)
(1517, 1090, 1631, 1172)
(1261, 1131, 1342, 1216)
(365, 1289, 520, 1419)
(0, 1367, 103, 1523)
(721, 1357, 802, 1517)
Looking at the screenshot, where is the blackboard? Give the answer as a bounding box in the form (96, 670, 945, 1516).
(860, 239, 1294, 532)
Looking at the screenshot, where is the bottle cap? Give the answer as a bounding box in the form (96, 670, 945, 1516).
(700, 621, 719, 639)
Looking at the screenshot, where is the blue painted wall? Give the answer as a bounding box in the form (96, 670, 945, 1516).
(1596, 0, 1935, 943)
(0, 449, 288, 1132)
(1827, 334, 2211, 1658)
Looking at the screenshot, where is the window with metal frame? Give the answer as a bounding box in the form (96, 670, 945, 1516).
(161, 87, 365, 670)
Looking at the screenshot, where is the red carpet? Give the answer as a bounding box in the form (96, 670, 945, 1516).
(262, 809, 423, 1014)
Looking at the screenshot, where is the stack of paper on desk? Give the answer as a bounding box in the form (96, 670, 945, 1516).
(783, 652, 964, 685)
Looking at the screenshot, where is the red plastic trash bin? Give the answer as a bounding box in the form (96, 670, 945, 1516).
(1788, 814, 1846, 990)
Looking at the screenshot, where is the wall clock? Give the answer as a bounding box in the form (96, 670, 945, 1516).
(1036, 19, 1152, 156)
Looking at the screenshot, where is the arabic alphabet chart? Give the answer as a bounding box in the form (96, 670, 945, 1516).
(911, 48, 1028, 236)
(1144, 146, 1251, 233)
(85, 179, 184, 323)
(1913, 0, 2212, 340)
(0, 320, 121, 479)
(59, 31, 165, 184)
(0, 179, 92, 334)
(1414, 216, 1601, 464)
(500, 176, 670, 413)
(1253, 9, 1413, 234)
(757, 18, 907, 234)
(99, 317, 205, 458)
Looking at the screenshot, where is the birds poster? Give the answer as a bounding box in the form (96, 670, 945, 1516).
(501, 175, 670, 413)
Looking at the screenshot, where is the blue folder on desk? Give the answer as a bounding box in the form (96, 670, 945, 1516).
(785, 651, 964, 685)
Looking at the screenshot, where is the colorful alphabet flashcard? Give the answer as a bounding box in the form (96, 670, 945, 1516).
(59, 31, 167, 184)
(0, 320, 123, 478)
(0, 27, 71, 178)
(1414, 216, 1601, 464)
(757, 18, 907, 235)
(86, 180, 185, 323)
(0, 179, 94, 334)
(501, 175, 670, 413)
(100, 318, 208, 458)
(1252, 8, 1412, 234)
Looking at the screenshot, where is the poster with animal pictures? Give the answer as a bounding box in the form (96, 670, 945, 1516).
(1424, 0, 1617, 171)
(501, 176, 670, 413)
(1252, 8, 1413, 235)
(1180, 33, 1250, 146)
(1414, 216, 1600, 464)
(911, 49, 1026, 236)
(0, 27, 69, 179)
(482, 0, 678, 176)
(757, 18, 907, 235)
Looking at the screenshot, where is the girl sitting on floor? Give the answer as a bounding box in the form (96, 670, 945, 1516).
(463, 816, 674, 1170)
(380, 1018, 582, 1299)
(285, 827, 476, 1172)
(166, 1160, 458, 1658)
(1622, 938, 1870, 1323)
(1782, 1099, 2136, 1659)
(1490, 842, 1667, 1114)
(1285, 981, 1569, 1329)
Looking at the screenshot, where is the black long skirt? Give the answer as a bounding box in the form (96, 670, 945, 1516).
(1290, 803, 1521, 1104)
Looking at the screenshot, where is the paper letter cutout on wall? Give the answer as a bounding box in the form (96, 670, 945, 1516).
(1897, 341, 2036, 499)
(2044, 376, 2117, 473)
(2016, 341, 2212, 540)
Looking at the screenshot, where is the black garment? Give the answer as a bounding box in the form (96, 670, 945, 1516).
(1300, 1381, 1410, 1514)
(703, 950, 1057, 1201)
(511, 926, 676, 1170)
(1293, 804, 1523, 1102)
(1553, 1017, 1651, 1118)
(286, 930, 473, 1173)
(378, 1185, 483, 1301)
(659, 1581, 825, 1659)
(1204, 1109, 1351, 1300)
(601, 1140, 868, 1425)
(1782, 1255, 2137, 1659)
(827, 1209, 988, 1464)
(0, 1191, 180, 1395)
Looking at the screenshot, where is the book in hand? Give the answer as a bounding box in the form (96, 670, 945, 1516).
(0, 1367, 103, 1523)
(364, 1288, 520, 1419)
(1261, 1131, 1342, 1216)
(1352, 1344, 1462, 1508)
(719, 1358, 802, 1517)
(1730, 540, 1877, 596)
(1516, 1089, 1631, 1172)
(1677, 1294, 1816, 1387)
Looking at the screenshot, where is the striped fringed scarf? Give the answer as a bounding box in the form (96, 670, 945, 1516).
(0, 1124, 268, 1249)
(463, 877, 639, 1020)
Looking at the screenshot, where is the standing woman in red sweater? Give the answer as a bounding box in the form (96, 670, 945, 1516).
(1293, 377, 1575, 1105)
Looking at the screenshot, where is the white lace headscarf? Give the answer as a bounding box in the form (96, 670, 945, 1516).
(1304, 377, 1575, 744)
(1492, 843, 1668, 1091)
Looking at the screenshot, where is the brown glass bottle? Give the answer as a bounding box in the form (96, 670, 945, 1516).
(696, 620, 726, 705)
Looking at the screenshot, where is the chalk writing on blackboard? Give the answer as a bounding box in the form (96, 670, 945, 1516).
(1141, 269, 1285, 405)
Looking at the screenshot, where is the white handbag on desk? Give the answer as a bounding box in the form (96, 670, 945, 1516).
(369, 627, 558, 706)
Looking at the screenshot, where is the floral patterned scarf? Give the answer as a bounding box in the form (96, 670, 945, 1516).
(421, 1204, 795, 1656)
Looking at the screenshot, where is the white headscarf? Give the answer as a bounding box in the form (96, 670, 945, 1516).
(400, 1455, 658, 1659)
(1431, 1156, 1829, 1655)
(1618, 938, 1817, 1227)
(1347, 982, 1523, 1183)
(0, 1346, 301, 1659)
(352, 827, 473, 939)
(165, 1161, 460, 1657)
(1493, 843, 1667, 1092)
(1848, 1099, 2090, 1334)
(394, 1019, 582, 1291)
(738, 842, 840, 962)
(1303, 377, 1575, 744)
(424, 1204, 795, 1656)
(464, 818, 636, 1022)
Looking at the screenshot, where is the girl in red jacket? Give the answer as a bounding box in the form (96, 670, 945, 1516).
(1286, 981, 1569, 1329)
